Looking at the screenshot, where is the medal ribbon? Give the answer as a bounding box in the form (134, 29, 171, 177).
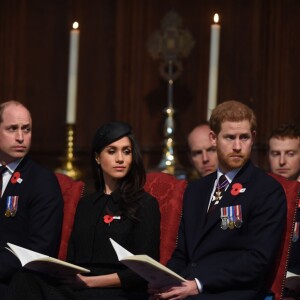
(235, 205, 242, 220)
(6, 196, 12, 211)
(293, 222, 299, 242)
(5, 196, 19, 217)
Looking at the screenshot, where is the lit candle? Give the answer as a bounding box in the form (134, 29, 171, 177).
(207, 13, 221, 120)
(66, 22, 80, 124)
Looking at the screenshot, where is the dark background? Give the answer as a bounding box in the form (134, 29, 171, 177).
(1, 0, 299, 191)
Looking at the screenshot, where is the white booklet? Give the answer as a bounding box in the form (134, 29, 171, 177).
(286, 271, 300, 278)
(110, 238, 186, 288)
(6, 243, 90, 276)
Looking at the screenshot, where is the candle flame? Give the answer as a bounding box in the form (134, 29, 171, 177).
(72, 22, 79, 29)
(213, 13, 219, 24)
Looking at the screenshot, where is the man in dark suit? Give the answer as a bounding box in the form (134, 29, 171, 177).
(0, 101, 63, 295)
(150, 101, 287, 300)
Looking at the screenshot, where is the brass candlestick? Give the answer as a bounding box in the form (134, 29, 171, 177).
(157, 107, 176, 174)
(56, 124, 81, 180)
(147, 10, 194, 178)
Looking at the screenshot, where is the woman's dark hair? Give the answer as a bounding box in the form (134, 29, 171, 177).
(92, 125, 146, 221)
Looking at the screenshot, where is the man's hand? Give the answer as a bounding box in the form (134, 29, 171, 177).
(149, 280, 199, 300)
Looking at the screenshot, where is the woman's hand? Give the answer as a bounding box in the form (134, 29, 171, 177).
(60, 273, 122, 289)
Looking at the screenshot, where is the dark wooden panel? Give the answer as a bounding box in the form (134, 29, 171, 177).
(0, 0, 299, 179)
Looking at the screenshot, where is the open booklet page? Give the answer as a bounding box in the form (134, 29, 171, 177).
(110, 238, 186, 288)
(6, 243, 90, 276)
(286, 271, 299, 278)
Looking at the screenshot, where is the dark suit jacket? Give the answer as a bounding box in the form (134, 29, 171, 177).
(0, 156, 64, 282)
(167, 160, 287, 300)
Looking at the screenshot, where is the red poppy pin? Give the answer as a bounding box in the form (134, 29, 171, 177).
(10, 172, 23, 184)
(230, 183, 246, 196)
(103, 214, 121, 224)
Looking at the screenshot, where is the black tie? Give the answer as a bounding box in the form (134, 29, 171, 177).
(208, 174, 229, 214)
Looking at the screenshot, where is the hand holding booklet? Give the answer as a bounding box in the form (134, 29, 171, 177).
(110, 238, 186, 288)
(6, 243, 90, 276)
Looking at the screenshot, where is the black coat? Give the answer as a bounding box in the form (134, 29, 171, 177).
(67, 189, 161, 291)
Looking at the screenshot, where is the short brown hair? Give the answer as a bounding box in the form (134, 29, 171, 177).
(268, 123, 300, 141)
(209, 100, 257, 134)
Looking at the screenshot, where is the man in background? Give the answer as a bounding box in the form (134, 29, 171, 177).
(0, 101, 63, 296)
(268, 123, 300, 181)
(187, 123, 218, 178)
(268, 123, 300, 300)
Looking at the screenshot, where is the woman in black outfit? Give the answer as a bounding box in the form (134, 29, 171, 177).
(5, 121, 161, 300)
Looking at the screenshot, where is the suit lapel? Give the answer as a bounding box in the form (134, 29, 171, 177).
(191, 174, 217, 251)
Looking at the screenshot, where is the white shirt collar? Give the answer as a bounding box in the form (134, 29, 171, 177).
(1, 158, 23, 175)
(216, 168, 241, 184)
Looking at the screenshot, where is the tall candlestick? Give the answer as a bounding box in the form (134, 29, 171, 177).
(167, 60, 174, 108)
(207, 13, 221, 120)
(66, 22, 80, 124)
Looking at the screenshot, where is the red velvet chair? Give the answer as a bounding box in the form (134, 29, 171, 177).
(54, 171, 298, 300)
(266, 173, 300, 300)
(55, 173, 85, 261)
(55, 171, 185, 265)
(144, 172, 187, 265)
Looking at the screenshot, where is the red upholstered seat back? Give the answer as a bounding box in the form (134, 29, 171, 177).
(55, 173, 85, 261)
(268, 173, 300, 300)
(144, 172, 187, 265)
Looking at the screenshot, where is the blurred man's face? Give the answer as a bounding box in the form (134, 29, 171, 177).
(269, 137, 300, 180)
(188, 125, 218, 177)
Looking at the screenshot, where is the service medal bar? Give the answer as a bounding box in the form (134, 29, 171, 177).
(220, 205, 243, 230)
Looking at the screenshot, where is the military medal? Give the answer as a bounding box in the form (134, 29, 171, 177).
(212, 191, 222, 205)
(228, 220, 235, 229)
(212, 176, 229, 205)
(4, 196, 18, 218)
(234, 205, 243, 228)
(5, 197, 12, 217)
(227, 206, 234, 229)
(228, 219, 235, 229)
(292, 222, 299, 242)
(234, 219, 243, 228)
(220, 207, 228, 230)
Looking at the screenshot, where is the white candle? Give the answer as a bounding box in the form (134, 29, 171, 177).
(207, 13, 221, 120)
(66, 22, 80, 124)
